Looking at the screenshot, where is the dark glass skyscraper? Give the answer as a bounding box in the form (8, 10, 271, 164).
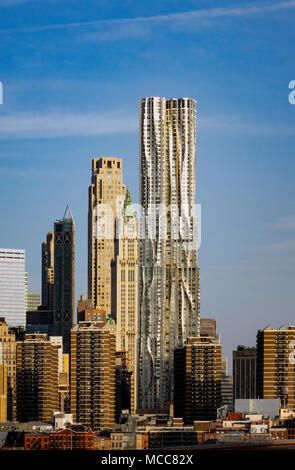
(53, 206, 75, 353)
(233, 345, 256, 400)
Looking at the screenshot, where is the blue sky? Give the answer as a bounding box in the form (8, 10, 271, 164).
(0, 0, 294, 366)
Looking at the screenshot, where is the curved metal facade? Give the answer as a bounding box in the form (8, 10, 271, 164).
(138, 97, 200, 410)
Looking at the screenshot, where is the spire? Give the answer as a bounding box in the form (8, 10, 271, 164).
(63, 204, 74, 222)
(122, 188, 136, 222)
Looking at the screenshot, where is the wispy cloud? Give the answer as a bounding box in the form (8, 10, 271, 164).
(1, 0, 34, 6)
(0, 167, 37, 176)
(260, 239, 295, 252)
(198, 114, 294, 136)
(272, 215, 295, 230)
(82, 23, 149, 43)
(0, 110, 137, 139)
(0, 109, 293, 139)
(1, 0, 295, 34)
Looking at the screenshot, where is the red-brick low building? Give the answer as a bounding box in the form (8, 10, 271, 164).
(25, 428, 95, 450)
(49, 428, 95, 450)
(286, 428, 295, 440)
(25, 434, 50, 450)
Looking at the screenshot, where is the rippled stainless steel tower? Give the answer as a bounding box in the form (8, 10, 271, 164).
(138, 97, 200, 410)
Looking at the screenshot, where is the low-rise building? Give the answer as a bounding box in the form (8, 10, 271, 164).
(148, 427, 198, 449)
(94, 432, 112, 450)
(24, 427, 95, 450)
(24, 433, 50, 450)
(49, 427, 95, 450)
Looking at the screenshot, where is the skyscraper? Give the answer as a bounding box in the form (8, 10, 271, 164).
(29, 211, 74, 343)
(233, 345, 256, 400)
(16, 333, 59, 422)
(77, 295, 93, 321)
(24, 272, 28, 313)
(200, 318, 220, 344)
(174, 337, 222, 423)
(0, 249, 26, 327)
(53, 206, 75, 353)
(41, 231, 54, 309)
(70, 320, 116, 431)
(138, 97, 200, 410)
(88, 157, 125, 315)
(257, 325, 295, 409)
(111, 188, 138, 413)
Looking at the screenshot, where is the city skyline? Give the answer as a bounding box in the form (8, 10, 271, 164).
(0, 2, 295, 456)
(1, 114, 293, 365)
(0, 0, 294, 368)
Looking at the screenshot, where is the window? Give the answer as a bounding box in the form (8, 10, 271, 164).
(128, 270, 135, 282)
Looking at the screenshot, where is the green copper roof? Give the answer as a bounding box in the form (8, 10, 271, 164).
(123, 188, 136, 222)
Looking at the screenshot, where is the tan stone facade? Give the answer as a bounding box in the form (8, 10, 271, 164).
(111, 189, 138, 414)
(0, 318, 16, 420)
(53, 207, 75, 353)
(257, 326, 295, 409)
(88, 157, 125, 314)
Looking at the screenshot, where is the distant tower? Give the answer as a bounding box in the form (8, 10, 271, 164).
(0, 249, 26, 327)
(26, 293, 41, 312)
(111, 188, 138, 414)
(221, 356, 233, 406)
(0, 318, 16, 420)
(200, 318, 221, 344)
(88, 157, 125, 315)
(53, 206, 75, 353)
(233, 346, 256, 400)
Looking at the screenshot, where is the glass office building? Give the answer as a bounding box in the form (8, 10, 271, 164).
(0, 249, 26, 327)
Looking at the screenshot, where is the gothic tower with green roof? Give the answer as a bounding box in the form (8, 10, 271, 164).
(111, 189, 138, 414)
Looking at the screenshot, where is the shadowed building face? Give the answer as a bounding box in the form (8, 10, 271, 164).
(53, 206, 75, 354)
